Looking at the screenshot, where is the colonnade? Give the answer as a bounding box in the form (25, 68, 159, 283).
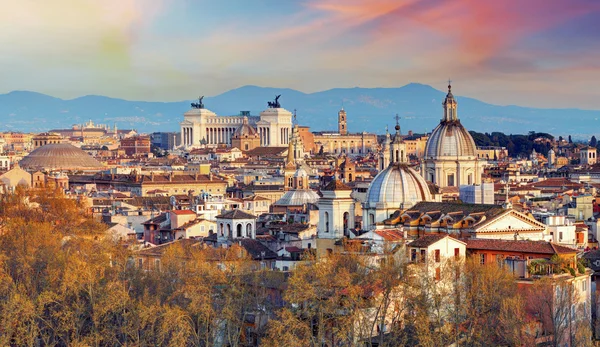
(204, 127, 237, 145)
(182, 127, 193, 146)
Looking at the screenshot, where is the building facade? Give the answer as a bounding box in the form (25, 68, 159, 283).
(180, 98, 293, 149)
(422, 84, 486, 188)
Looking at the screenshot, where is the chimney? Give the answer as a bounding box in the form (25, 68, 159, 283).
(169, 173, 172, 182)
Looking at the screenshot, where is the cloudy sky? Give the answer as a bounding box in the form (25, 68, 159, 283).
(2, 0, 600, 108)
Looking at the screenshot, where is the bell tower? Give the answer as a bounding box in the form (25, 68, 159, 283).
(338, 107, 347, 135)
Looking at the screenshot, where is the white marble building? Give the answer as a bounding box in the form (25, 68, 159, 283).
(180, 98, 293, 149)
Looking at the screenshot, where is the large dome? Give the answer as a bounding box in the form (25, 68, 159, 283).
(19, 143, 103, 171)
(424, 121, 477, 158)
(424, 83, 477, 159)
(365, 163, 432, 209)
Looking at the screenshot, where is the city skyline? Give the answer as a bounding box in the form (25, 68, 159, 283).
(2, 0, 600, 109)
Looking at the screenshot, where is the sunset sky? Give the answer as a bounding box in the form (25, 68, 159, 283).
(2, 0, 600, 108)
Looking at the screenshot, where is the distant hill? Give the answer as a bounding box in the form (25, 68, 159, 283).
(0, 84, 598, 138)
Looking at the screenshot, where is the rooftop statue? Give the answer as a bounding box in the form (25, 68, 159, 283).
(191, 96, 204, 109)
(267, 94, 281, 108)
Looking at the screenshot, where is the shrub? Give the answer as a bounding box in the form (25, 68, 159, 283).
(567, 267, 576, 276)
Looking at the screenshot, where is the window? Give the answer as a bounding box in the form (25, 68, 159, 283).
(435, 268, 441, 281)
(447, 174, 455, 187)
(420, 249, 426, 263)
(154, 259, 161, 271)
(324, 211, 329, 232)
(479, 253, 486, 265)
(559, 232, 563, 241)
(138, 258, 143, 269)
(435, 249, 441, 263)
(496, 254, 504, 266)
(582, 279, 587, 292)
(454, 248, 460, 259)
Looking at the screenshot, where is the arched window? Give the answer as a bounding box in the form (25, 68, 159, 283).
(220, 223, 224, 236)
(246, 223, 252, 237)
(343, 212, 349, 237)
(236, 223, 242, 238)
(226, 224, 231, 238)
(324, 211, 329, 233)
(369, 213, 375, 225)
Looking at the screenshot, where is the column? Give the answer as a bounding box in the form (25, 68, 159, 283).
(189, 127, 193, 145)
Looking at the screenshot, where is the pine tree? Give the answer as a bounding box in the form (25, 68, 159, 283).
(590, 136, 597, 148)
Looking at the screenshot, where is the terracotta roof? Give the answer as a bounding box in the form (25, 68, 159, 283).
(466, 239, 577, 255)
(408, 234, 448, 248)
(242, 195, 271, 201)
(245, 147, 288, 157)
(405, 202, 504, 219)
(216, 209, 257, 220)
(322, 179, 352, 191)
(373, 229, 405, 242)
(171, 209, 196, 215)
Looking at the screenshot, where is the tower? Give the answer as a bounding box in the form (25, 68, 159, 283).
(338, 107, 347, 136)
(422, 82, 484, 187)
(379, 126, 391, 171)
(390, 115, 406, 163)
(318, 175, 355, 239)
(283, 111, 306, 191)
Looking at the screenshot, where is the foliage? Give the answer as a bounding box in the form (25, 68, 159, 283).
(0, 188, 593, 346)
(469, 130, 556, 157)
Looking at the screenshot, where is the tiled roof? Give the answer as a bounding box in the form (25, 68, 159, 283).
(466, 239, 577, 255)
(216, 209, 257, 220)
(373, 229, 405, 241)
(322, 179, 352, 191)
(171, 209, 196, 215)
(237, 239, 277, 259)
(406, 201, 504, 219)
(408, 234, 448, 248)
(143, 213, 168, 225)
(245, 147, 288, 157)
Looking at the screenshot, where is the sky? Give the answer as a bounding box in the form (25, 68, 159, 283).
(1, 0, 600, 109)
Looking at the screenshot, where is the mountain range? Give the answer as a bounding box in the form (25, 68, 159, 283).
(0, 83, 597, 139)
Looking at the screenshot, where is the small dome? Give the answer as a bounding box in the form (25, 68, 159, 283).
(234, 117, 258, 138)
(19, 143, 103, 171)
(275, 189, 320, 206)
(424, 122, 477, 158)
(365, 162, 432, 208)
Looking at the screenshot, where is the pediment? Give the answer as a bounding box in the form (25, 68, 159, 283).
(475, 210, 546, 233)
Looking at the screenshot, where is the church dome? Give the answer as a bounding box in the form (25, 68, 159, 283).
(424, 84, 477, 159)
(424, 121, 477, 158)
(275, 189, 320, 206)
(365, 162, 432, 208)
(234, 117, 258, 138)
(19, 143, 103, 171)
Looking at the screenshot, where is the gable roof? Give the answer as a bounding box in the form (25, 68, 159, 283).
(237, 239, 277, 259)
(408, 234, 448, 248)
(216, 209, 257, 220)
(466, 239, 577, 255)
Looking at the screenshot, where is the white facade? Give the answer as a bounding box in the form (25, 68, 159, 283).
(580, 147, 597, 166)
(318, 184, 356, 239)
(216, 214, 256, 240)
(545, 215, 577, 247)
(422, 84, 486, 188)
(180, 106, 293, 149)
(459, 183, 494, 204)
